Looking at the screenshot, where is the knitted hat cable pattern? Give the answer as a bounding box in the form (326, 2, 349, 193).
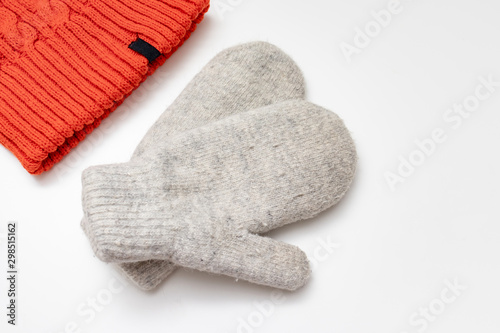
(0, 0, 209, 174)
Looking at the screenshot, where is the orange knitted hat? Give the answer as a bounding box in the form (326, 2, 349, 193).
(0, 0, 209, 174)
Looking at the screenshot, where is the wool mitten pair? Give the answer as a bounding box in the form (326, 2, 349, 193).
(82, 41, 308, 289)
(0, 0, 209, 174)
(82, 101, 356, 291)
(81, 42, 357, 291)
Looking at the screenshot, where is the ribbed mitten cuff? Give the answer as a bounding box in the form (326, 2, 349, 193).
(82, 162, 169, 262)
(82, 161, 162, 218)
(0, 0, 209, 174)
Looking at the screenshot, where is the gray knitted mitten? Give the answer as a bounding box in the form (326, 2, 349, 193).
(81, 41, 306, 290)
(82, 100, 356, 291)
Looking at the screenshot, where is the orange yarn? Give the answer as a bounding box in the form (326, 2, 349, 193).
(0, 0, 209, 174)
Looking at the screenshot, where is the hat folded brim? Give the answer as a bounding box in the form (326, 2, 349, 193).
(0, 0, 210, 174)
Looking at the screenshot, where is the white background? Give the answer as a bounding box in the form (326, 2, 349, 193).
(1, 0, 500, 332)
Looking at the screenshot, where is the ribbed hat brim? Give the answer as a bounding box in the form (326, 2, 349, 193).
(0, 0, 209, 174)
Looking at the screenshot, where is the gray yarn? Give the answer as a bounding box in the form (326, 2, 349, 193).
(82, 101, 357, 291)
(132, 41, 306, 159)
(81, 41, 306, 290)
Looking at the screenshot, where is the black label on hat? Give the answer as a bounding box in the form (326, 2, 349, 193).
(129, 38, 161, 63)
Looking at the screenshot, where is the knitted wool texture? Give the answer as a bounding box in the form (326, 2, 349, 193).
(82, 101, 357, 291)
(81, 41, 307, 290)
(0, 0, 209, 174)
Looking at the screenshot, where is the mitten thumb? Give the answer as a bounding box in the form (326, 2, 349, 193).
(175, 230, 310, 291)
